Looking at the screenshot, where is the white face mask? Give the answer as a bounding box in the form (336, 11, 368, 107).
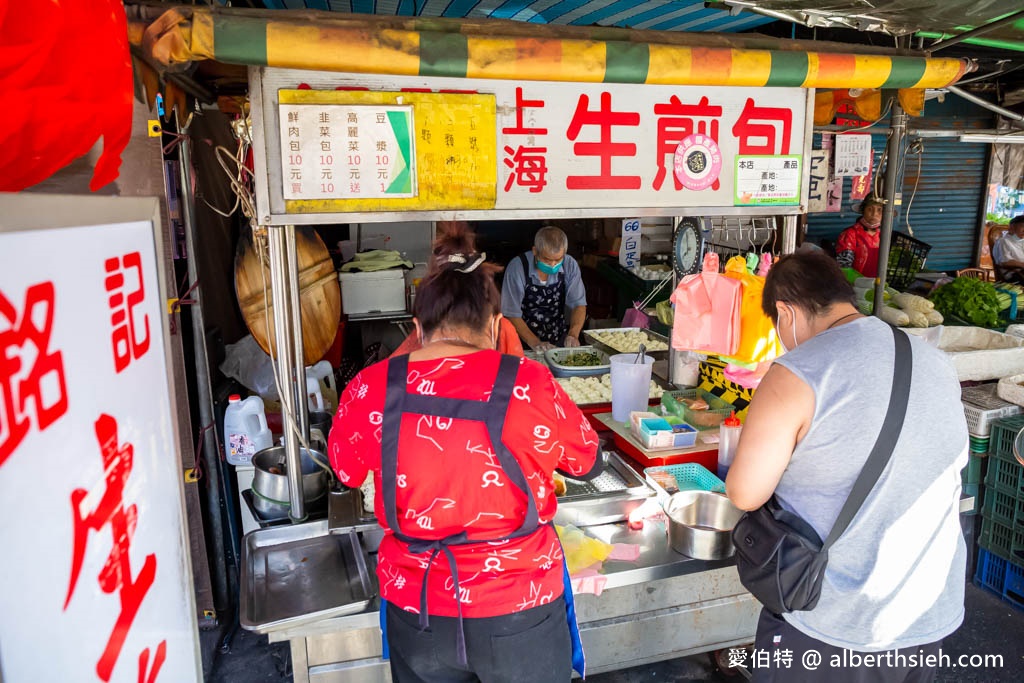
(775, 305, 798, 353)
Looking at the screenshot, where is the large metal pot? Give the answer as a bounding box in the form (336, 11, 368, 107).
(665, 490, 744, 560)
(252, 446, 330, 511)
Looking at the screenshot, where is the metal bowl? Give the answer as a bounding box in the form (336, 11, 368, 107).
(252, 446, 330, 508)
(664, 490, 744, 560)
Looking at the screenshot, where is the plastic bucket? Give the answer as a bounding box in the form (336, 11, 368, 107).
(609, 353, 655, 422)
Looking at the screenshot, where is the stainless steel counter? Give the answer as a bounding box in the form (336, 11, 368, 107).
(264, 516, 758, 682)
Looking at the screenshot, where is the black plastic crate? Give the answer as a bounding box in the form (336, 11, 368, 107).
(886, 232, 931, 290)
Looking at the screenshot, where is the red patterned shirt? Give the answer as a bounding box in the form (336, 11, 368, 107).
(328, 351, 599, 618)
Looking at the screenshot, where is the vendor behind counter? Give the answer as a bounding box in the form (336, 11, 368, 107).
(501, 226, 587, 352)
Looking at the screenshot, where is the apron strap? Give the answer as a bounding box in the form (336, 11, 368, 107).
(378, 352, 546, 667)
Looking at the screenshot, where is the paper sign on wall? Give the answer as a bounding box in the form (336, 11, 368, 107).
(620, 219, 642, 268)
(808, 150, 830, 213)
(834, 133, 872, 177)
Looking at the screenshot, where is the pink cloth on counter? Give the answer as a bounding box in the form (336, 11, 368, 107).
(608, 543, 641, 562)
(571, 569, 608, 596)
(670, 252, 742, 356)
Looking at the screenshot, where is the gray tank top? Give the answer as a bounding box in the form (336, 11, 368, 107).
(773, 316, 967, 651)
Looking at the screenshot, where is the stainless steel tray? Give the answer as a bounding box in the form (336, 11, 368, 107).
(583, 327, 670, 361)
(240, 520, 375, 634)
(555, 451, 655, 527)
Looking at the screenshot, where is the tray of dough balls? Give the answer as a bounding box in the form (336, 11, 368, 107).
(556, 373, 667, 407)
(583, 328, 670, 361)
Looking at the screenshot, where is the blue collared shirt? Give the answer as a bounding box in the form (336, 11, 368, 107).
(501, 252, 587, 318)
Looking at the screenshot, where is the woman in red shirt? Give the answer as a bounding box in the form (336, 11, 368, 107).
(329, 224, 600, 683)
(836, 194, 884, 277)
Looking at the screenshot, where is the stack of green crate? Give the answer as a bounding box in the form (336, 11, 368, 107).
(979, 416, 1024, 566)
(962, 384, 1023, 513)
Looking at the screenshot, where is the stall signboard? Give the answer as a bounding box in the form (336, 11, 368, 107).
(255, 70, 811, 219)
(0, 195, 202, 683)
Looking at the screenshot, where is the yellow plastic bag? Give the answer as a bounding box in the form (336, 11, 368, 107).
(556, 524, 613, 575)
(722, 256, 783, 365)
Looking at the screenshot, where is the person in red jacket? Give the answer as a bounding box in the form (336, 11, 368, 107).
(329, 223, 600, 683)
(836, 194, 884, 277)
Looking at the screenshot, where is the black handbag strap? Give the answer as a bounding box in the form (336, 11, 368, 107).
(821, 325, 912, 550)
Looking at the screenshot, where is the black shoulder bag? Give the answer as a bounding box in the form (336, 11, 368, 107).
(731, 325, 912, 615)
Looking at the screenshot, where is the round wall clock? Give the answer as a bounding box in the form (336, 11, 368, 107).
(673, 217, 710, 277)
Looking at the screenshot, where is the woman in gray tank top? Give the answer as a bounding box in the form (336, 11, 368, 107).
(727, 252, 967, 683)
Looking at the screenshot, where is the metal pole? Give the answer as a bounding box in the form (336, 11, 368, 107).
(928, 10, 1024, 52)
(285, 225, 309, 442)
(945, 86, 1024, 125)
(178, 131, 230, 611)
(267, 227, 306, 522)
(873, 101, 907, 315)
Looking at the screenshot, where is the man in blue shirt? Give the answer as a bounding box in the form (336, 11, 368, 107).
(501, 226, 588, 352)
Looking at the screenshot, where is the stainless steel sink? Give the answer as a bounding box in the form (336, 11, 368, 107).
(554, 451, 655, 527)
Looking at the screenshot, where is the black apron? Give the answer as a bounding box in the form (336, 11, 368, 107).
(380, 353, 543, 667)
(518, 253, 568, 345)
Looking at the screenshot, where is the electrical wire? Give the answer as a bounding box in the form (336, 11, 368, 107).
(903, 140, 925, 237)
(838, 97, 894, 135)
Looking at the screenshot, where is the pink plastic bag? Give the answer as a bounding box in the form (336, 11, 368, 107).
(622, 304, 650, 329)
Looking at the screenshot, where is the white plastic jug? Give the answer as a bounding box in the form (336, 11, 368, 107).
(306, 361, 338, 413)
(223, 394, 273, 466)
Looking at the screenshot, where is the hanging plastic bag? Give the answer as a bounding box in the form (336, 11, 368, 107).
(622, 303, 650, 329)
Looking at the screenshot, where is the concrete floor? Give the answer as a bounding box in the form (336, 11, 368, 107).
(202, 582, 1024, 682)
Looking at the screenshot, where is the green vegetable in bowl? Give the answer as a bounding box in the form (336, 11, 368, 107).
(561, 351, 602, 367)
(930, 277, 1002, 328)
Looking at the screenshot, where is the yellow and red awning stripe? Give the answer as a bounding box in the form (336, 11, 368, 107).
(134, 7, 969, 90)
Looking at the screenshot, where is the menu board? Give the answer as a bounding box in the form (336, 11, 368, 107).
(280, 104, 415, 200)
(277, 89, 497, 213)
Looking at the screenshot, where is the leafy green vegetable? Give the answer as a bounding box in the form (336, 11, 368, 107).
(930, 277, 1002, 328)
(561, 351, 602, 367)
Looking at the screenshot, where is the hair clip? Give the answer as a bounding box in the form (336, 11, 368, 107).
(455, 252, 486, 273)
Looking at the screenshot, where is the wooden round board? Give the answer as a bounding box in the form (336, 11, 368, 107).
(234, 227, 341, 366)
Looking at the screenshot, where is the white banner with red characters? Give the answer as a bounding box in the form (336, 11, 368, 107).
(495, 81, 807, 209)
(0, 196, 201, 683)
(255, 70, 811, 219)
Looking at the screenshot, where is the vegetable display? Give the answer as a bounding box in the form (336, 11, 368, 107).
(929, 277, 1001, 328)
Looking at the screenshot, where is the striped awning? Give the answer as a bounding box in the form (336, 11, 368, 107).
(136, 6, 970, 89)
(260, 1, 777, 34)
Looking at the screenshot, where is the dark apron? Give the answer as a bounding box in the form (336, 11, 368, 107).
(378, 353, 584, 675)
(519, 253, 568, 345)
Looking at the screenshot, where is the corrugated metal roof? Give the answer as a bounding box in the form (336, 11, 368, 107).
(260, 0, 776, 33)
(806, 98, 995, 272)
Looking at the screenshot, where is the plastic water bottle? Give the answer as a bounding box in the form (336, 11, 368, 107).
(717, 412, 743, 481)
(223, 394, 273, 466)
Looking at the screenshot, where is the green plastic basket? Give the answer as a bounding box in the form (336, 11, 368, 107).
(661, 389, 735, 430)
(644, 463, 725, 503)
